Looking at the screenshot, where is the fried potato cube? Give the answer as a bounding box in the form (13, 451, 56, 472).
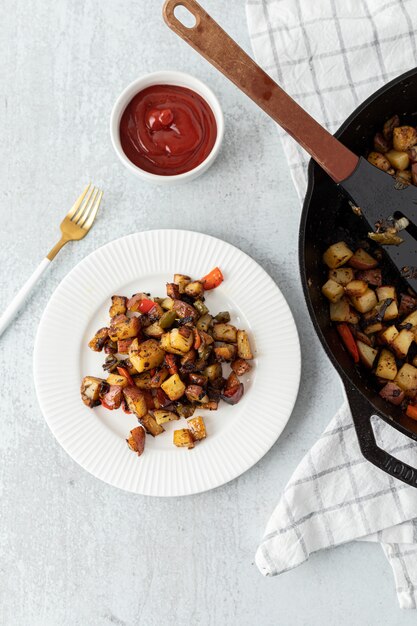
(173, 429, 195, 449)
(215, 343, 237, 362)
(134, 372, 153, 389)
(321, 279, 345, 303)
(126, 426, 146, 456)
(184, 281, 204, 298)
(393, 125, 417, 151)
(106, 373, 128, 388)
(123, 386, 148, 418)
(231, 358, 252, 376)
(88, 327, 109, 352)
(395, 363, 417, 397)
(328, 267, 355, 286)
(117, 338, 134, 354)
(380, 325, 399, 345)
(391, 329, 414, 359)
(173, 274, 191, 293)
(110, 314, 141, 341)
(109, 295, 127, 318)
(323, 242, 353, 269)
(161, 373, 186, 401)
(375, 349, 397, 381)
(153, 410, 179, 425)
(166, 283, 180, 299)
(386, 149, 409, 171)
(344, 280, 368, 298)
(188, 416, 206, 441)
(172, 299, 198, 321)
(329, 297, 350, 322)
(402, 310, 417, 328)
(81, 376, 104, 408)
(212, 323, 238, 343)
(356, 341, 378, 369)
(140, 413, 165, 436)
(349, 289, 378, 314)
(349, 249, 378, 270)
(128, 338, 165, 373)
(236, 330, 253, 360)
(101, 385, 123, 410)
(160, 328, 194, 355)
(367, 151, 391, 172)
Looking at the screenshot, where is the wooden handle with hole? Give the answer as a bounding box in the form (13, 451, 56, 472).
(163, 0, 359, 183)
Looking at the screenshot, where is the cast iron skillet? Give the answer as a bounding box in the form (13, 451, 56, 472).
(300, 67, 417, 487)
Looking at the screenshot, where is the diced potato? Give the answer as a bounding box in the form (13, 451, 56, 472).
(143, 321, 164, 338)
(402, 310, 417, 328)
(231, 358, 252, 376)
(117, 338, 133, 354)
(173, 274, 191, 293)
(215, 343, 237, 362)
(380, 325, 399, 345)
(212, 323, 238, 343)
(109, 295, 127, 318)
(344, 280, 368, 298)
(161, 297, 174, 310)
(188, 416, 206, 441)
(396, 169, 412, 184)
(80, 376, 104, 408)
(185, 385, 209, 403)
(106, 373, 128, 388)
(329, 297, 351, 322)
(140, 413, 165, 436)
(110, 314, 141, 341)
(200, 401, 218, 411)
(184, 281, 204, 298)
(123, 386, 148, 418)
(347, 309, 360, 325)
(134, 372, 153, 389)
(364, 321, 383, 335)
(386, 149, 409, 171)
(173, 429, 195, 449)
(321, 279, 345, 303)
(349, 249, 378, 270)
(391, 329, 414, 359)
(196, 313, 213, 332)
(367, 151, 391, 172)
(379, 382, 405, 406)
(323, 242, 354, 269)
(357, 341, 378, 369)
(101, 385, 123, 410)
(160, 328, 194, 355)
(153, 410, 179, 425)
(395, 363, 417, 397)
(204, 363, 223, 381)
(376, 286, 396, 301)
(392, 125, 417, 151)
(350, 289, 378, 313)
(166, 283, 180, 300)
(128, 338, 165, 373)
(382, 300, 398, 321)
(126, 426, 146, 456)
(375, 349, 397, 381)
(150, 369, 169, 388)
(237, 330, 253, 360)
(172, 299, 197, 321)
(88, 327, 109, 352)
(328, 267, 355, 286)
(161, 373, 186, 401)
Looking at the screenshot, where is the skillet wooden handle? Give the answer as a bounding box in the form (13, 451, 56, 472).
(163, 0, 359, 183)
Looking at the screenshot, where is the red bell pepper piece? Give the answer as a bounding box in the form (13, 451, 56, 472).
(165, 354, 178, 376)
(117, 366, 135, 387)
(406, 404, 417, 421)
(194, 329, 201, 350)
(337, 323, 359, 364)
(201, 267, 224, 290)
(138, 298, 156, 314)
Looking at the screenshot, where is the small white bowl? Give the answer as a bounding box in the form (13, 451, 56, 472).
(110, 70, 224, 184)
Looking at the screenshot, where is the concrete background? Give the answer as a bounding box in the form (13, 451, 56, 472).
(0, 0, 415, 624)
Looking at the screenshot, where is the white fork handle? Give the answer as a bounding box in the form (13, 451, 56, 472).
(0, 257, 51, 337)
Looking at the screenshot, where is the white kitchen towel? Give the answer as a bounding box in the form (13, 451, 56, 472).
(246, 0, 417, 609)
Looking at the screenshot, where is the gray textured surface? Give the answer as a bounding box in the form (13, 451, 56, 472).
(0, 1, 415, 624)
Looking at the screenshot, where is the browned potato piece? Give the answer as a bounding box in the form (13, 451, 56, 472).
(134, 372, 153, 389)
(380, 326, 399, 345)
(321, 279, 344, 303)
(143, 321, 164, 338)
(215, 343, 237, 362)
(153, 410, 179, 425)
(376, 286, 396, 301)
(212, 323, 238, 343)
(109, 295, 127, 318)
(188, 416, 206, 441)
(237, 330, 253, 360)
(129, 338, 165, 373)
(375, 350, 397, 381)
(323, 242, 353, 269)
(173, 429, 195, 449)
(161, 296, 174, 310)
(395, 364, 417, 397)
(110, 314, 141, 341)
(391, 329, 414, 359)
(140, 413, 165, 436)
(117, 338, 133, 354)
(357, 341, 378, 369)
(328, 267, 355, 286)
(101, 385, 123, 410)
(329, 298, 350, 322)
(173, 274, 191, 293)
(172, 299, 197, 321)
(106, 373, 128, 388)
(200, 401, 218, 410)
(150, 368, 169, 388)
(88, 327, 109, 352)
(383, 114, 400, 139)
(349, 289, 378, 314)
(396, 169, 412, 184)
(123, 386, 148, 418)
(345, 280, 368, 297)
(386, 149, 409, 171)
(127, 426, 146, 456)
(166, 283, 180, 299)
(231, 358, 252, 376)
(402, 310, 417, 328)
(367, 151, 391, 172)
(204, 363, 223, 381)
(160, 328, 194, 355)
(161, 373, 186, 401)
(349, 249, 378, 270)
(393, 125, 417, 151)
(184, 281, 204, 298)
(185, 385, 209, 403)
(81, 376, 104, 407)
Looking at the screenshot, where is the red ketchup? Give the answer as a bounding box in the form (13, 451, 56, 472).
(119, 84, 217, 176)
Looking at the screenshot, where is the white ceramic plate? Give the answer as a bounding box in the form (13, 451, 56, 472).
(34, 230, 300, 496)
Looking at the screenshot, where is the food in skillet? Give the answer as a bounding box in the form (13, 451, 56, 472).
(80, 267, 254, 456)
(322, 242, 417, 420)
(368, 115, 417, 187)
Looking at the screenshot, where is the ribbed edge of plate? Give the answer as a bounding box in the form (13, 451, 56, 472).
(34, 230, 301, 496)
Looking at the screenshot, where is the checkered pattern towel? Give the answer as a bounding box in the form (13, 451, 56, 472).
(246, 0, 417, 609)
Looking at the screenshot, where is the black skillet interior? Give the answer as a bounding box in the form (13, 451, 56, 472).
(300, 67, 417, 486)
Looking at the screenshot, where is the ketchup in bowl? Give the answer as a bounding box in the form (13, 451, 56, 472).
(119, 84, 218, 176)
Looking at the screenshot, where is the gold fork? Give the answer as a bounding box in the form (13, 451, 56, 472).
(0, 184, 103, 337)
